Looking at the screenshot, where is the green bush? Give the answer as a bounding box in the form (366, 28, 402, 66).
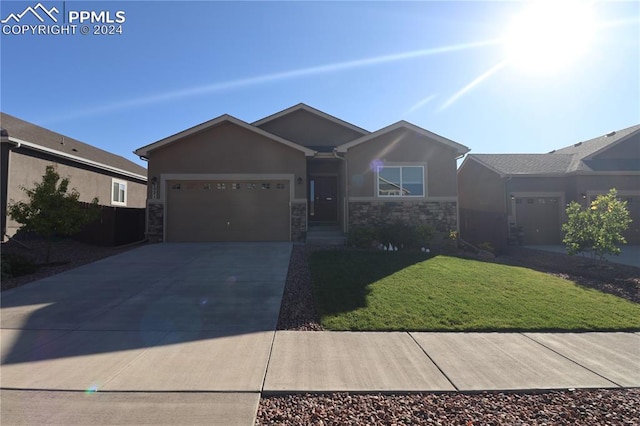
(477, 242, 495, 254)
(348, 226, 379, 248)
(1, 254, 39, 278)
(348, 222, 434, 250)
(562, 189, 631, 260)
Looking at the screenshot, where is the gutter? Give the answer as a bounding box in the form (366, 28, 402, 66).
(7, 136, 147, 181)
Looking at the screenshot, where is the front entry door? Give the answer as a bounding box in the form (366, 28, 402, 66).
(309, 176, 338, 222)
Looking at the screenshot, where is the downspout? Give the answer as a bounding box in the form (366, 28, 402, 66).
(333, 149, 348, 233)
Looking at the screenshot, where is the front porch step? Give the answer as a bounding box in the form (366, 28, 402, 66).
(306, 226, 347, 246)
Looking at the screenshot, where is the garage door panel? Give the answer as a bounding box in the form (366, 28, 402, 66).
(515, 197, 562, 245)
(166, 180, 290, 242)
(623, 196, 640, 244)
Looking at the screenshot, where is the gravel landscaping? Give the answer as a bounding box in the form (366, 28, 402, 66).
(256, 389, 640, 425)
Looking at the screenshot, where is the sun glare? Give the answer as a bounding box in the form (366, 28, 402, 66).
(504, 1, 596, 73)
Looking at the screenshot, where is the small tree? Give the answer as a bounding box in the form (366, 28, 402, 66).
(8, 166, 100, 263)
(562, 189, 631, 260)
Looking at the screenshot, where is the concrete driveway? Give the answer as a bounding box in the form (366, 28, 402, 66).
(526, 245, 640, 268)
(1, 242, 292, 425)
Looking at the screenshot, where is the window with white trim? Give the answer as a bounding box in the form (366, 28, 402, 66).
(377, 166, 424, 197)
(111, 179, 127, 206)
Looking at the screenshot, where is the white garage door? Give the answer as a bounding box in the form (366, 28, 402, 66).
(166, 179, 290, 242)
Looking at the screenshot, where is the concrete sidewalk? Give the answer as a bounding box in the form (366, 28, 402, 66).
(263, 331, 640, 393)
(2, 329, 638, 425)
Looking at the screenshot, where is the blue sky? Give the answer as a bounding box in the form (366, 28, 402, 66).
(1, 1, 638, 167)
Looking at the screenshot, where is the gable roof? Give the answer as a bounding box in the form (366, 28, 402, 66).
(134, 114, 316, 158)
(336, 120, 470, 156)
(252, 103, 370, 136)
(0, 112, 146, 180)
(465, 124, 640, 176)
(553, 124, 640, 172)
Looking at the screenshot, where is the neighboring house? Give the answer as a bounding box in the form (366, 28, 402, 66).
(134, 103, 469, 243)
(1, 112, 147, 241)
(458, 125, 640, 251)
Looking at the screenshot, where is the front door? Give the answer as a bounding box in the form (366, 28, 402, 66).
(309, 176, 338, 222)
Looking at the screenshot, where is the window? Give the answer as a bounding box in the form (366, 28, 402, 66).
(111, 179, 127, 205)
(377, 166, 424, 197)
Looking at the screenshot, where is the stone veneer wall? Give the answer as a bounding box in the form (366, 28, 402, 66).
(147, 202, 164, 243)
(290, 202, 307, 242)
(349, 200, 457, 245)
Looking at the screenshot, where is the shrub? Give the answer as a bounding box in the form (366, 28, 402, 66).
(348, 226, 379, 248)
(1, 254, 39, 278)
(349, 222, 434, 250)
(477, 242, 495, 254)
(562, 189, 631, 260)
(8, 165, 100, 262)
(378, 221, 433, 249)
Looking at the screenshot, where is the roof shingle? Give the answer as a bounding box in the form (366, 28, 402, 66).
(470, 124, 640, 175)
(1, 112, 146, 178)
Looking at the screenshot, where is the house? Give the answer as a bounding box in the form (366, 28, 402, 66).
(458, 125, 640, 251)
(1, 112, 147, 243)
(134, 104, 469, 243)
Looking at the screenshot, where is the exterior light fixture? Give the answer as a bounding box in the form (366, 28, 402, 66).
(297, 177, 303, 185)
(581, 193, 587, 199)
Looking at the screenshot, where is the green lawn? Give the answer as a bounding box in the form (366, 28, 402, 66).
(310, 250, 640, 331)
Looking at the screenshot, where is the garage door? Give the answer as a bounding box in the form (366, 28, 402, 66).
(515, 197, 562, 245)
(166, 179, 290, 242)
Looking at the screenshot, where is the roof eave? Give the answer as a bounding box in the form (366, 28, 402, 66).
(337, 121, 469, 155)
(135, 115, 316, 158)
(10, 136, 147, 181)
